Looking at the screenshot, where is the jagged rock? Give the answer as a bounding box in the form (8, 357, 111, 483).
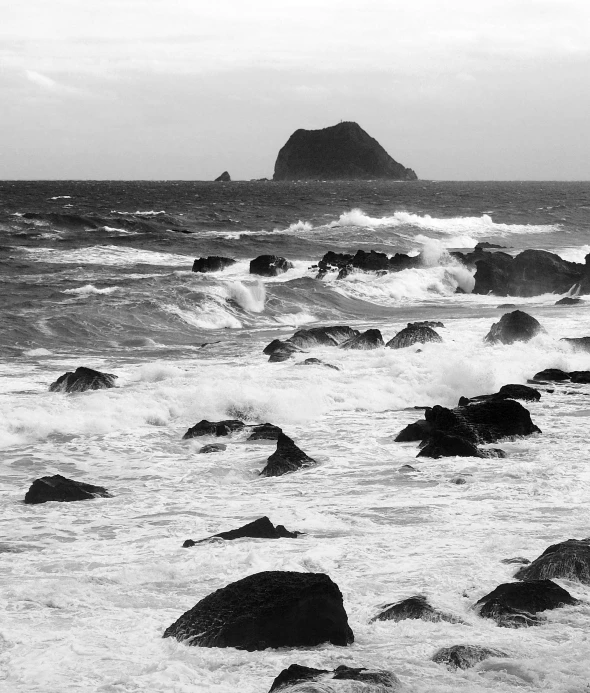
(183, 419, 245, 439)
(269, 664, 401, 692)
(432, 645, 509, 670)
(561, 337, 590, 352)
(288, 326, 358, 348)
(570, 371, 590, 384)
(273, 121, 417, 181)
(484, 310, 544, 345)
(340, 329, 384, 350)
(192, 256, 236, 273)
(555, 296, 583, 305)
(260, 432, 316, 477)
(49, 366, 117, 393)
(199, 443, 227, 454)
(418, 432, 505, 459)
(263, 339, 302, 362)
(297, 358, 340, 370)
(459, 383, 541, 405)
(514, 538, 590, 584)
(394, 420, 433, 442)
(473, 249, 586, 297)
(501, 557, 530, 565)
(250, 255, 293, 277)
(386, 325, 442, 349)
(183, 516, 301, 547)
(475, 579, 578, 627)
(247, 423, 282, 441)
(316, 249, 419, 277)
(163, 570, 354, 650)
(24, 475, 111, 504)
(532, 368, 570, 381)
(408, 320, 445, 328)
(214, 171, 231, 182)
(371, 595, 460, 624)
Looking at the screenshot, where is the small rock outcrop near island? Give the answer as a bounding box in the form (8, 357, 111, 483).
(432, 645, 509, 670)
(163, 570, 354, 650)
(49, 366, 117, 393)
(192, 256, 236, 273)
(24, 475, 112, 504)
(260, 432, 316, 477)
(475, 579, 578, 627)
(484, 310, 544, 345)
(514, 538, 590, 584)
(183, 419, 245, 439)
(273, 122, 417, 181)
(371, 595, 460, 624)
(386, 324, 443, 349)
(182, 516, 301, 547)
(214, 171, 231, 182)
(316, 249, 420, 278)
(250, 255, 293, 276)
(268, 664, 401, 692)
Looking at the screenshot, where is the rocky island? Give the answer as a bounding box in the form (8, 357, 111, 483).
(273, 122, 417, 181)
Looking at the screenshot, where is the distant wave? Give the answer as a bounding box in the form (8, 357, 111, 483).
(63, 284, 120, 296)
(20, 245, 194, 267)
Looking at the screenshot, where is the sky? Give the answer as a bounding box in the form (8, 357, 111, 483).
(1, 0, 589, 180)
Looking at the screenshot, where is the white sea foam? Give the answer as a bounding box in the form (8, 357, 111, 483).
(163, 302, 242, 330)
(555, 245, 590, 263)
(100, 226, 141, 236)
(20, 245, 194, 267)
(111, 210, 167, 216)
(225, 281, 266, 313)
(63, 284, 120, 296)
(49, 195, 72, 200)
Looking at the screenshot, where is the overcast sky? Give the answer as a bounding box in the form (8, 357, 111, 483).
(1, 0, 589, 180)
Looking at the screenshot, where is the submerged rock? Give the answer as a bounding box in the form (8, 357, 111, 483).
(297, 357, 340, 370)
(484, 310, 544, 345)
(418, 431, 505, 459)
(514, 538, 590, 584)
(273, 121, 417, 181)
(24, 475, 111, 504)
(501, 557, 531, 565)
(555, 296, 583, 305)
(192, 256, 236, 273)
(475, 579, 578, 627)
(432, 645, 509, 670)
(288, 325, 358, 348)
(250, 255, 293, 277)
(183, 419, 245, 439)
(163, 570, 354, 650)
(199, 443, 227, 454)
(268, 663, 401, 692)
(386, 324, 442, 349)
(260, 432, 316, 477)
(371, 595, 460, 624)
(263, 339, 302, 362)
(49, 366, 117, 393)
(183, 516, 301, 547)
(247, 423, 282, 441)
(340, 329, 384, 350)
(214, 171, 231, 182)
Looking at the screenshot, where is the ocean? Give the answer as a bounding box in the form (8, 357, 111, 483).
(1, 180, 590, 692)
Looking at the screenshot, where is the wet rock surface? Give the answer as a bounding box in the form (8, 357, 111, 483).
(250, 255, 293, 276)
(260, 432, 317, 477)
(49, 366, 117, 393)
(386, 324, 442, 349)
(515, 538, 590, 584)
(269, 663, 401, 692)
(199, 443, 227, 454)
(183, 419, 245, 439)
(371, 595, 460, 624)
(432, 645, 509, 670)
(247, 423, 283, 440)
(192, 256, 236, 272)
(484, 310, 544, 345)
(340, 329, 384, 350)
(182, 516, 301, 547)
(24, 475, 112, 504)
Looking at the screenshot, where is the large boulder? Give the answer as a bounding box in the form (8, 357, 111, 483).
(183, 419, 245, 439)
(183, 516, 301, 547)
(49, 366, 117, 393)
(484, 310, 544, 345)
(268, 664, 401, 692)
(163, 571, 354, 650)
(459, 383, 541, 405)
(273, 121, 417, 181)
(432, 645, 509, 670)
(339, 329, 384, 350)
(263, 339, 302, 362)
(288, 326, 359, 348)
(192, 256, 236, 273)
(555, 296, 583, 305)
(250, 255, 293, 277)
(24, 475, 111, 504)
(532, 368, 569, 381)
(514, 538, 590, 584)
(260, 433, 316, 477)
(473, 249, 586, 297)
(475, 579, 578, 627)
(570, 371, 590, 383)
(371, 595, 460, 624)
(386, 324, 442, 349)
(417, 431, 505, 459)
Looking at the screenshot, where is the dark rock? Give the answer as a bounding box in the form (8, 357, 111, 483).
(460, 383, 541, 405)
(297, 358, 340, 370)
(199, 443, 227, 454)
(399, 464, 417, 472)
(476, 242, 505, 249)
(418, 431, 505, 459)
(450, 477, 467, 484)
(502, 557, 531, 565)
(570, 371, 590, 384)
(532, 369, 570, 382)
(371, 595, 460, 624)
(163, 570, 354, 650)
(408, 320, 445, 329)
(514, 538, 590, 584)
(24, 474, 111, 504)
(269, 664, 401, 692)
(339, 329, 384, 350)
(269, 664, 328, 692)
(183, 419, 245, 439)
(214, 171, 231, 182)
(555, 296, 583, 305)
(475, 579, 578, 627)
(49, 366, 117, 393)
(260, 432, 316, 477)
(561, 337, 590, 352)
(273, 121, 417, 181)
(484, 310, 544, 345)
(316, 249, 419, 277)
(394, 419, 433, 442)
(247, 423, 282, 441)
(263, 339, 302, 362)
(288, 326, 358, 348)
(497, 303, 517, 308)
(183, 516, 301, 547)
(250, 255, 293, 277)
(432, 645, 509, 670)
(386, 325, 443, 349)
(192, 256, 236, 273)
(473, 249, 586, 297)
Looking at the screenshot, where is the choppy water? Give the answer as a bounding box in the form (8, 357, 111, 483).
(1, 181, 590, 692)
